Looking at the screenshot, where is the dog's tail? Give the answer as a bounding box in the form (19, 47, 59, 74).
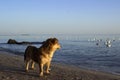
(24, 52, 26, 62)
(24, 54, 26, 62)
(24, 46, 28, 62)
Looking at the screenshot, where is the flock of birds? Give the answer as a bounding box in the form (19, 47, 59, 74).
(88, 38, 113, 48)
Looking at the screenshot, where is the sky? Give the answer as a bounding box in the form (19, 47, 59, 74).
(0, 0, 120, 35)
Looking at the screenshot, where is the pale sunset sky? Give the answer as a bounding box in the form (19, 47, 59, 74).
(0, 0, 120, 35)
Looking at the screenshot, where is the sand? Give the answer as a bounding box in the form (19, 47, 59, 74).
(0, 50, 120, 80)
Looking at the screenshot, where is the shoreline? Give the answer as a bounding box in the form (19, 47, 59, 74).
(0, 46, 120, 76)
(0, 50, 120, 80)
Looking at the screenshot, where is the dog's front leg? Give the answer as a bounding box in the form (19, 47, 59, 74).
(39, 64, 44, 76)
(46, 61, 51, 74)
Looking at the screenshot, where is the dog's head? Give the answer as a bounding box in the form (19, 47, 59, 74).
(50, 38, 61, 50)
(42, 38, 61, 51)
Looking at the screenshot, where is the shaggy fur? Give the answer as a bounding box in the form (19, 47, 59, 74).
(24, 38, 61, 76)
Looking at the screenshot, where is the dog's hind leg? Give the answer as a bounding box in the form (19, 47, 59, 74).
(31, 61, 35, 70)
(25, 61, 30, 72)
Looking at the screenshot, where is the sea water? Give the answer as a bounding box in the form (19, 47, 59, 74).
(0, 34, 120, 75)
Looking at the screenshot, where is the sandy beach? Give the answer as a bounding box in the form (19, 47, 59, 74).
(0, 50, 120, 80)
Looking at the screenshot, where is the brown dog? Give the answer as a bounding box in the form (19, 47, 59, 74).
(24, 38, 61, 76)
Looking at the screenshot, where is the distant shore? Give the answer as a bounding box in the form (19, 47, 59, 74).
(0, 50, 120, 80)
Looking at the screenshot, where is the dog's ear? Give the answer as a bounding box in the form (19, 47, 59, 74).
(45, 38, 53, 47)
(44, 37, 58, 47)
(51, 38, 58, 44)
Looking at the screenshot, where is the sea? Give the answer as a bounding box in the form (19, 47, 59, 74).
(0, 34, 120, 75)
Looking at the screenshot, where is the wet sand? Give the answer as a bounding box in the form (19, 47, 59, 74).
(0, 51, 120, 80)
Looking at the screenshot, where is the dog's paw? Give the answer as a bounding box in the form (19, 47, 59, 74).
(46, 71, 50, 74)
(39, 72, 43, 77)
(25, 70, 28, 72)
(30, 68, 35, 70)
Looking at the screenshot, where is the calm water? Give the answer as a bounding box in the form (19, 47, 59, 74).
(0, 34, 120, 75)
